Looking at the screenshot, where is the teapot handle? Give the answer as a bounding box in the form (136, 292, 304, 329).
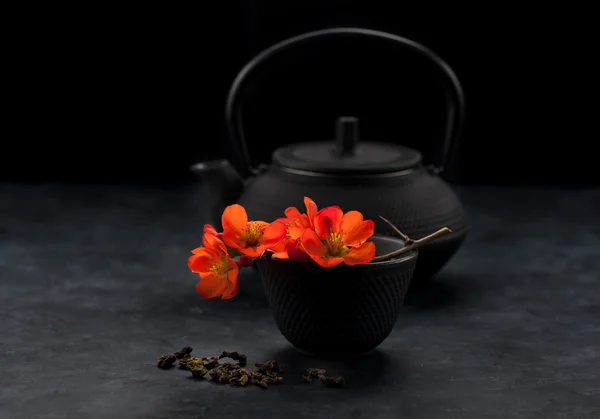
(226, 27, 466, 177)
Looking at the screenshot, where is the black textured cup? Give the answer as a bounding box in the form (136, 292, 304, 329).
(256, 235, 418, 357)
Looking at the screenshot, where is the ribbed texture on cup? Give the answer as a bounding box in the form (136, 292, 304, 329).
(257, 255, 416, 356)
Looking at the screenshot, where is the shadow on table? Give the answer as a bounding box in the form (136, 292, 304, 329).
(403, 271, 479, 311)
(262, 346, 408, 390)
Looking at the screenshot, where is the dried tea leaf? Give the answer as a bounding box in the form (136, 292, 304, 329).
(156, 347, 284, 389)
(219, 362, 241, 372)
(255, 360, 283, 374)
(220, 351, 247, 366)
(190, 365, 209, 378)
(208, 369, 222, 381)
(174, 346, 193, 359)
(202, 356, 221, 369)
(254, 378, 269, 389)
(230, 374, 250, 386)
(219, 373, 233, 384)
(208, 368, 234, 384)
(180, 355, 221, 371)
(265, 375, 282, 384)
(178, 356, 204, 371)
(157, 354, 177, 369)
(302, 368, 327, 383)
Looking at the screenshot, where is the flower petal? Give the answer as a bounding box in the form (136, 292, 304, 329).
(300, 228, 327, 258)
(340, 210, 363, 233)
(202, 231, 228, 253)
(304, 197, 318, 228)
(188, 248, 218, 273)
(343, 241, 376, 266)
(226, 255, 239, 271)
(314, 206, 344, 239)
(195, 274, 229, 299)
(271, 252, 289, 259)
(284, 206, 303, 221)
(238, 246, 265, 258)
(314, 256, 345, 269)
(222, 204, 248, 248)
(343, 219, 375, 248)
(222, 204, 248, 229)
(288, 217, 309, 240)
(222, 232, 242, 249)
(201, 235, 212, 248)
(260, 220, 288, 248)
(271, 237, 292, 259)
(202, 224, 219, 247)
(203, 224, 218, 236)
(221, 266, 240, 299)
(300, 214, 312, 228)
(221, 279, 239, 299)
(301, 229, 343, 268)
(275, 217, 290, 226)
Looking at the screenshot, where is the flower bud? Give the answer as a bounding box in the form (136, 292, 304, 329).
(286, 238, 312, 262)
(238, 255, 253, 267)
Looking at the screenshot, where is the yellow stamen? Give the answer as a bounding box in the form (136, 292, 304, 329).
(325, 232, 347, 258)
(243, 222, 264, 247)
(209, 257, 231, 276)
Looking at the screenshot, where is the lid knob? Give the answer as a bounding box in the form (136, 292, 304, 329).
(335, 116, 359, 157)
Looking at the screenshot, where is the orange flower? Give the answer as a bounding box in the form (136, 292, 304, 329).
(222, 204, 287, 258)
(271, 197, 319, 259)
(270, 217, 309, 259)
(284, 196, 318, 238)
(202, 224, 223, 248)
(269, 234, 292, 259)
(300, 206, 376, 268)
(188, 235, 239, 299)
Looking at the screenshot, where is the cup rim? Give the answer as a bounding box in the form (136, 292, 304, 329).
(257, 234, 417, 269)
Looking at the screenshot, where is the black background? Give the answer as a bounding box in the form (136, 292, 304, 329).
(3, 4, 598, 186)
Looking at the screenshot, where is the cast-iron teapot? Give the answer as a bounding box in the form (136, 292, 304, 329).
(192, 27, 467, 283)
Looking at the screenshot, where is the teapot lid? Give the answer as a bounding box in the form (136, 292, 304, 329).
(272, 117, 422, 174)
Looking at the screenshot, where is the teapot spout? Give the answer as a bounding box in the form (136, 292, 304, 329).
(190, 159, 245, 229)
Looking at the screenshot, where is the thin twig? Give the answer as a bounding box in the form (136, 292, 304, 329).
(372, 227, 453, 262)
(378, 215, 412, 243)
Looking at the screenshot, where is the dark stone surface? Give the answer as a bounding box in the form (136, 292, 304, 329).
(1, 184, 599, 419)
